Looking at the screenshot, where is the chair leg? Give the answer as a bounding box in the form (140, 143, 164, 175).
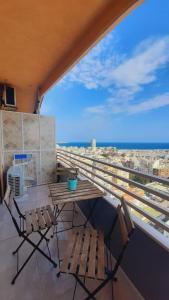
(12, 230, 50, 256)
(25, 231, 57, 268)
(51, 205, 58, 238)
(38, 230, 49, 242)
(46, 240, 52, 259)
(72, 277, 78, 300)
(84, 276, 111, 300)
(11, 229, 57, 284)
(112, 279, 114, 300)
(11, 242, 37, 284)
(73, 275, 96, 300)
(56, 232, 61, 268)
(51, 204, 65, 237)
(72, 202, 75, 227)
(12, 237, 26, 255)
(57, 271, 61, 278)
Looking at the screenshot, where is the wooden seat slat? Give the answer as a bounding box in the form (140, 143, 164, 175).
(69, 231, 84, 274)
(42, 207, 52, 227)
(97, 231, 105, 280)
(30, 209, 39, 231)
(36, 208, 46, 229)
(61, 233, 77, 273)
(78, 229, 91, 276)
(25, 211, 33, 234)
(46, 205, 56, 225)
(87, 230, 97, 278)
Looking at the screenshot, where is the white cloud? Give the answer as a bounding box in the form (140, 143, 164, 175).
(85, 105, 106, 114)
(106, 37, 169, 88)
(81, 35, 169, 115)
(127, 92, 169, 114)
(61, 32, 169, 115)
(85, 92, 169, 115)
(62, 35, 169, 93)
(61, 32, 122, 89)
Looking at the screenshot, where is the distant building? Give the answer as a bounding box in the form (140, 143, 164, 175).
(124, 160, 135, 169)
(153, 160, 169, 178)
(153, 167, 169, 178)
(91, 138, 96, 151)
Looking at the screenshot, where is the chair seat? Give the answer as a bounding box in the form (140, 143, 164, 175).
(25, 205, 56, 234)
(60, 228, 105, 280)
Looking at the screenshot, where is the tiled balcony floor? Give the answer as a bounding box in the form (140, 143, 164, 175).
(0, 185, 143, 300)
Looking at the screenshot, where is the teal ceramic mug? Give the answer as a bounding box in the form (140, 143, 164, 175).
(68, 178, 78, 191)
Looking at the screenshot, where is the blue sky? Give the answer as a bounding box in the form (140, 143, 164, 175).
(41, 0, 169, 143)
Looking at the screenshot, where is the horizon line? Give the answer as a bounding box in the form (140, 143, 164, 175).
(57, 141, 169, 144)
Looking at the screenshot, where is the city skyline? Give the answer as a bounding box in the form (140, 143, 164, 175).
(41, 0, 169, 143)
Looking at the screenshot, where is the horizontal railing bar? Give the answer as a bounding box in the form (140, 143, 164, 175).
(58, 156, 123, 200)
(58, 155, 169, 217)
(126, 200, 169, 233)
(57, 149, 169, 186)
(58, 152, 169, 202)
(59, 156, 122, 195)
(58, 156, 169, 233)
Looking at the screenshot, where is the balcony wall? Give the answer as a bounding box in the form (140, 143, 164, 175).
(0, 111, 56, 199)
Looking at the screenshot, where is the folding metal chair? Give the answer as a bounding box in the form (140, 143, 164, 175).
(3, 186, 57, 284)
(57, 197, 135, 300)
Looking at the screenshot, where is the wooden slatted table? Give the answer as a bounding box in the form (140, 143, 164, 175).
(49, 180, 104, 204)
(48, 180, 104, 231)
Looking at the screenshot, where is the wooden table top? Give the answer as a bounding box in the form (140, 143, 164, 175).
(48, 180, 104, 204)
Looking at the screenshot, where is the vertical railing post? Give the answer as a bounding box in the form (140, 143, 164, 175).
(91, 161, 96, 181)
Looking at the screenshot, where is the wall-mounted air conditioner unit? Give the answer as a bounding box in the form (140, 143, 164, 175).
(7, 165, 24, 197)
(0, 84, 16, 107)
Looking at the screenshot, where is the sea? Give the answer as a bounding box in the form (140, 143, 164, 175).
(58, 142, 169, 150)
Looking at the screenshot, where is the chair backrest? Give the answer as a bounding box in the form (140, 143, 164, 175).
(3, 185, 11, 207)
(121, 197, 134, 235)
(3, 185, 21, 235)
(12, 196, 24, 218)
(116, 197, 134, 245)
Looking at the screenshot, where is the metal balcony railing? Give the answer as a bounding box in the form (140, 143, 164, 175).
(56, 148, 169, 236)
